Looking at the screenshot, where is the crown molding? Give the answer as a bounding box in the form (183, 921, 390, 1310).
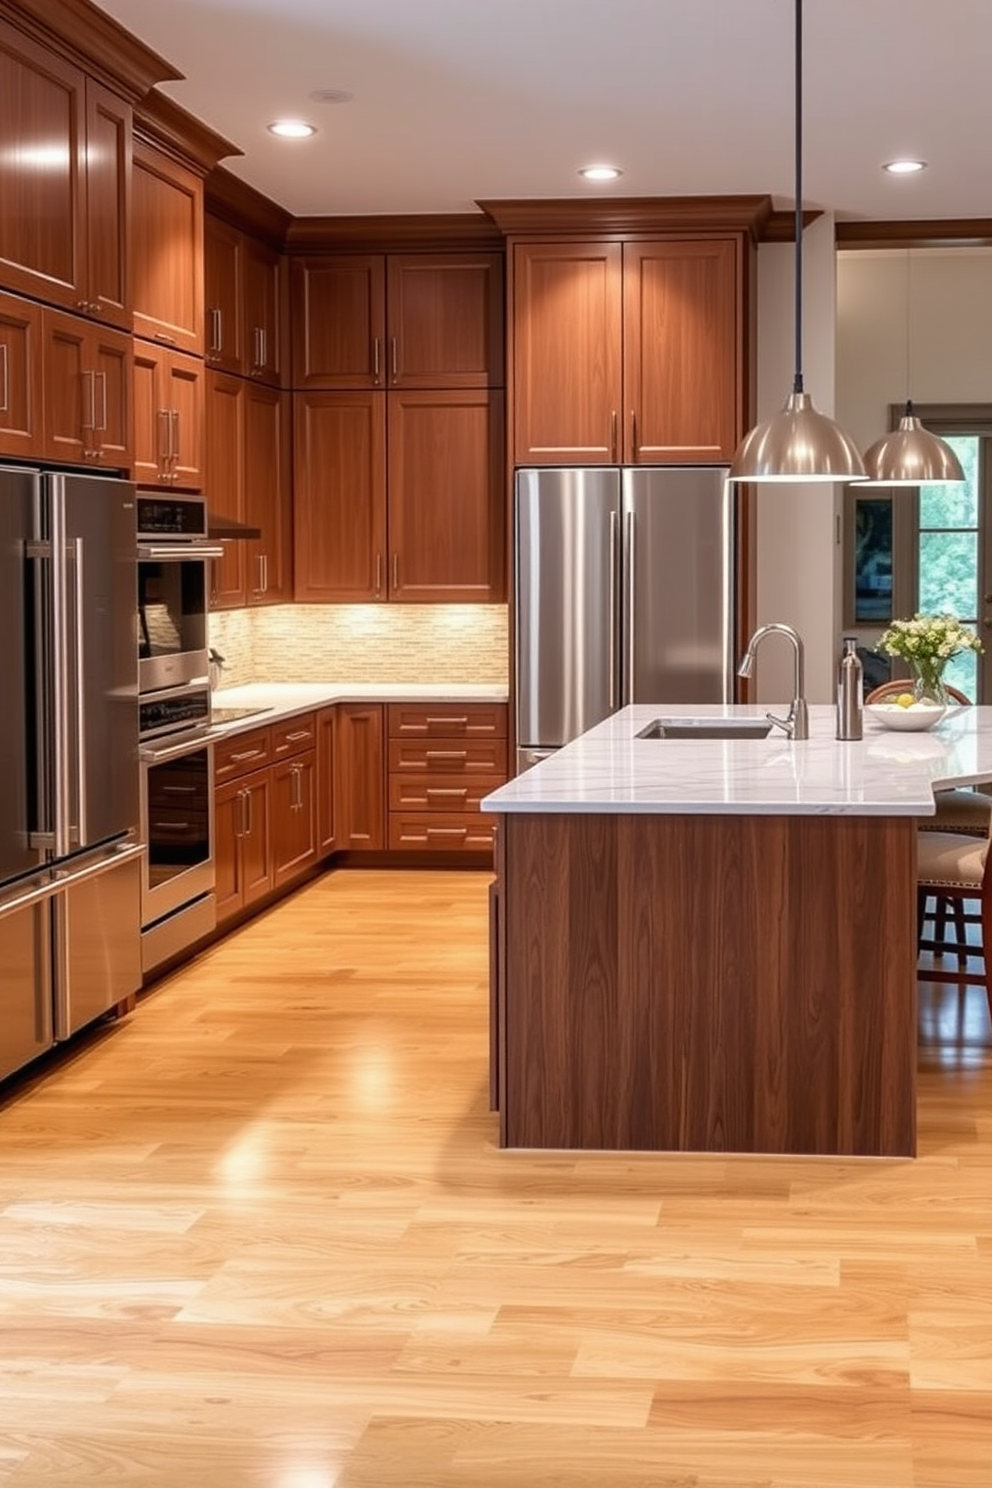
(206, 166, 293, 248)
(763, 208, 823, 241)
(476, 194, 775, 240)
(0, 0, 181, 101)
(285, 213, 504, 254)
(134, 90, 241, 176)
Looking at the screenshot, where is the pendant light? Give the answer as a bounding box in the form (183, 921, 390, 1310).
(856, 250, 965, 486)
(728, 0, 865, 484)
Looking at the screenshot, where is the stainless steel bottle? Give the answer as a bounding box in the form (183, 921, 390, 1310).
(836, 637, 863, 740)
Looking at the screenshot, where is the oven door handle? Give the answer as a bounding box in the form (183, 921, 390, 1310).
(140, 735, 212, 765)
(138, 544, 225, 561)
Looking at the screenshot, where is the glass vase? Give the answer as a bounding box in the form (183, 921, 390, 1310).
(907, 657, 949, 708)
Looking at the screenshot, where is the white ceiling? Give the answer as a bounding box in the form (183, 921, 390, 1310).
(95, 0, 992, 223)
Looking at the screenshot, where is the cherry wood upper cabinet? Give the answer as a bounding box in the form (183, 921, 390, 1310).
(132, 342, 203, 489)
(204, 370, 247, 609)
(512, 241, 623, 465)
(386, 254, 503, 388)
(41, 307, 131, 470)
(388, 389, 505, 603)
(0, 23, 131, 330)
(622, 239, 741, 463)
(291, 256, 385, 389)
(291, 252, 502, 390)
(243, 236, 284, 385)
(293, 390, 387, 603)
(203, 215, 243, 374)
(244, 381, 292, 605)
(512, 236, 743, 465)
(0, 291, 44, 459)
(131, 139, 204, 356)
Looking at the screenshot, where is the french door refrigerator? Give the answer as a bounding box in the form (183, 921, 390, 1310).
(0, 465, 144, 1084)
(515, 466, 736, 770)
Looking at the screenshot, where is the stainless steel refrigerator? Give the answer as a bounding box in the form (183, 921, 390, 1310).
(0, 465, 144, 1084)
(515, 466, 736, 770)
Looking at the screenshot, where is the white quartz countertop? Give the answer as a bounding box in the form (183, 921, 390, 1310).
(208, 681, 508, 738)
(483, 703, 992, 817)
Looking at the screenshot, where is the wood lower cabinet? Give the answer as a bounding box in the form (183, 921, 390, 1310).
(316, 706, 338, 855)
(132, 342, 204, 489)
(0, 24, 131, 330)
(131, 138, 204, 356)
(386, 702, 506, 854)
(214, 715, 318, 924)
(41, 307, 131, 468)
(512, 236, 743, 465)
(0, 290, 44, 458)
(336, 704, 385, 851)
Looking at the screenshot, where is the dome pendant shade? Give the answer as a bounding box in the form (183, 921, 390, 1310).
(728, 390, 867, 483)
(858, 403, 966, 486)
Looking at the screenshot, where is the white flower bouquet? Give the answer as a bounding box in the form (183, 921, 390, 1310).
(875, 612, 982, 703)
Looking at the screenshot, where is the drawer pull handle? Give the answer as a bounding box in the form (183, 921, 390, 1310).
(425, 716, 469, 727)
(283, 730, 311, 743)
(229, 749, 263, 763)
(161, 784, 197, 796)
(425, 750, 468, 761)
(152, 820, 191, 831)
(426, 827, 468, 839)
(426, 788, 468, 799)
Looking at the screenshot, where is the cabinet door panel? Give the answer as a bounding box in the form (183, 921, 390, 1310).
(244, 237, 283, 384)
(204, 215, 244, 373)
(623, 239, 740, 463)
(272, 754, 317, 887)
(166, 350, 204, 490)
(512, 241, 622, 465)
(204, 371, 246, 608)
(214, 781, 245, 924)
(131, 341, 167, 485)
(0, 291, 44, 458)
(245, 383, 292, 604)
(0, 24, 83, 310)
(337, 704, 384, 851)
(293, 391, 387, 602)
(291, 255, 385, 388)
(388, 390, 504, 602)
(131, 141, 204, 355)
(89, 324, 131, 468)
(83, 80, 131, 331)
(387, 253, 503, 388)
(241, 775, 273, 906)
(41, 309, 88, 463)
(316, 706, 337, 855)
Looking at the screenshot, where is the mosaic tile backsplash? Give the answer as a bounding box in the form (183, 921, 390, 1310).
(209, 605, 508, 688)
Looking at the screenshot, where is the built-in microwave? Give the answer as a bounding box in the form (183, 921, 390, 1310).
(136, 493, 223, 696)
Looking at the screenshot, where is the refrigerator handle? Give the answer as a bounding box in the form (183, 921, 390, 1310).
(50, 488, 71, 858)
(69, 537, 87, 847)
(609, 509, 619, 710)
(625, 508, 636, 700)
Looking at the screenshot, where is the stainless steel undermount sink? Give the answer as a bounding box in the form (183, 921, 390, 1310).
(636, 717, 773, 740)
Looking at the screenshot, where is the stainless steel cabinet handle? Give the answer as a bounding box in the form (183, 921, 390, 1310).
(260, 327, 267, 369)
(244, 785, 253, 837)
(260, 553, 269, 593)
(426, 827, 468, 839)
(81, 370, 96, 431)
(71, 537, 87, 848)
(229, 748, 264, 763)
(96, 372, 108, 433)
(609, 508, 619, 710)
(157, 408, 171, 477)
(0, 343, 9, 413)
(253, 326, 263, 370)
(283, 730, 311, 743)
(630, 409, 637, 457)
(208, 307, 222, 355)
(425, 749, 468, 762)
(426, 716, 468, 727)
(171, 409, 180, 470)
(373, 337, 381, 384)
(390, 336, 398, 382)
(235, 788, 246, 838)
(153, 820, 191, 831)
(162, 784, 197, 795)
(375, 552, 383, 595)
(425, 787, 468, 799)
(392, 553, 399, 592)
(610, 409, 618, 462)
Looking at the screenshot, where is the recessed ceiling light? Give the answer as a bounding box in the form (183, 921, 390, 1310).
(267, 120, 317, 139)
(578, 164, 623, 182)
(883, 158, 927, 175)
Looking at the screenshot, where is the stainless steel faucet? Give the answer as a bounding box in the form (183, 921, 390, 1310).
(738, 623, 810, 741)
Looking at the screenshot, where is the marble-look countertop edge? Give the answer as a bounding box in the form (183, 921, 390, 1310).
(208, 682, 508, 739)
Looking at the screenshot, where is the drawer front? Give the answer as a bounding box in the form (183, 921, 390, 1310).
(214, 727, 273, 783)
(387, 703, 507, 739)
(387, 811, 497, 852)
(273, 713, 317, 758)
(388, 773, 502, 813)
(388, 738, 508, 774)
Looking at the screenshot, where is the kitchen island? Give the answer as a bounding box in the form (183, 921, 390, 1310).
(484, 703, 992, 1159)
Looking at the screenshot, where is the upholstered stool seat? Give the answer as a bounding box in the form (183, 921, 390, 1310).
(916, 827, 992, 1022)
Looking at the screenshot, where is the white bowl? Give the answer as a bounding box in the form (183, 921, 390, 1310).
(865, 702, 946, 732)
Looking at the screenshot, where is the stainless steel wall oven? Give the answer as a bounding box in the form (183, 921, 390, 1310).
(136, 493, 222, 696)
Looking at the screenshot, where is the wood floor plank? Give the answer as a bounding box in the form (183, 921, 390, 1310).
(0, 868, 989, 1486)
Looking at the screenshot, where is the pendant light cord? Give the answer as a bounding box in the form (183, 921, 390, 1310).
(793, 0, 804, 396)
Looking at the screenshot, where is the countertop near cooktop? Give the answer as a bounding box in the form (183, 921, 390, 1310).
(208, 682, 509, 738)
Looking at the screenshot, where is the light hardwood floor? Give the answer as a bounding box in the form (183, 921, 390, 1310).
(0, 868, 990, 1487)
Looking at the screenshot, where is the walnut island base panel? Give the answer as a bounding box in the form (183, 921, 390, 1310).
(495, 810, 918, 1159)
